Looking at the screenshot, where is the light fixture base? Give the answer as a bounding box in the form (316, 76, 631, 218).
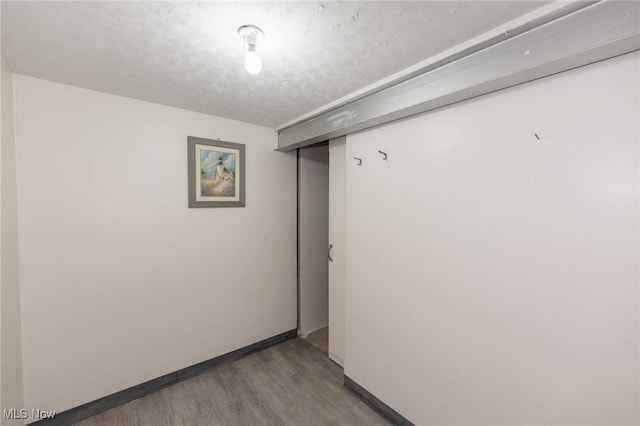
(238, 25, 264, 41)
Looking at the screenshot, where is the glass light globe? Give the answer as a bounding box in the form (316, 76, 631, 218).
(244, 51, 262, 75)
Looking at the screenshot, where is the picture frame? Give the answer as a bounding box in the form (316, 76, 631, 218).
(187, 136, 245, 208)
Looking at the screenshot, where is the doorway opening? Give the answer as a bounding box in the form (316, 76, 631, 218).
(297, 142, 330, 355)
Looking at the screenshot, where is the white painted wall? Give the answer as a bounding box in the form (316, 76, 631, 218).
(345, 52, 640, 425)
(1, 57, 25, 425)
(328, 137, 346, 366)
(13, 76, 297, 414)
(298, 145, 329, 335)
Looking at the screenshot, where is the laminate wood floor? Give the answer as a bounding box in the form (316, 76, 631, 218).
(75, 338, 389, 426)
(304, 327, 329, 355)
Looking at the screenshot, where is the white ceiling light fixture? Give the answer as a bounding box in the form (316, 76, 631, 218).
(238, 24, 264, 75)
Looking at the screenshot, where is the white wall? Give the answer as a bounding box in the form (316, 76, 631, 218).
(13, 75, 297, 414)
(345, 52, 640, 425)
(298, 145, 329, 335)
(328, 137, 346, 366)
(1, 57, 25, 425)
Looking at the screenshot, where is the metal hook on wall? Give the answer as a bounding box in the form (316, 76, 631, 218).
(353, 157, 362, 166)
(378, 150, 388, 160)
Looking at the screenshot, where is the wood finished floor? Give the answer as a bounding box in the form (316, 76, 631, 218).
(75, 338, 389, 426)
(303, 327, 329, 355)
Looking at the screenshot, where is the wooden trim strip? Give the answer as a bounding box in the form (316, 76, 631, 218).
(32, 329, 298, 426)
(344, 375, 415, 426)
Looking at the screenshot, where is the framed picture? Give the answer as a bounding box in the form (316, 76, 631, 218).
(187, 136, 245, 208)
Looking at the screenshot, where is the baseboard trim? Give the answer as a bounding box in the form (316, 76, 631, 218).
(32, 329, 297, 426)
(344, 375, 415, 426)
(328, 352, 344, 368)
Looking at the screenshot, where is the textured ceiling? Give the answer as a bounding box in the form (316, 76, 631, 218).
(1, 1, 548, 128)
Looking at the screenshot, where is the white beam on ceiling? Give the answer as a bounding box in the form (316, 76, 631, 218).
(277, 1, 640, 151)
